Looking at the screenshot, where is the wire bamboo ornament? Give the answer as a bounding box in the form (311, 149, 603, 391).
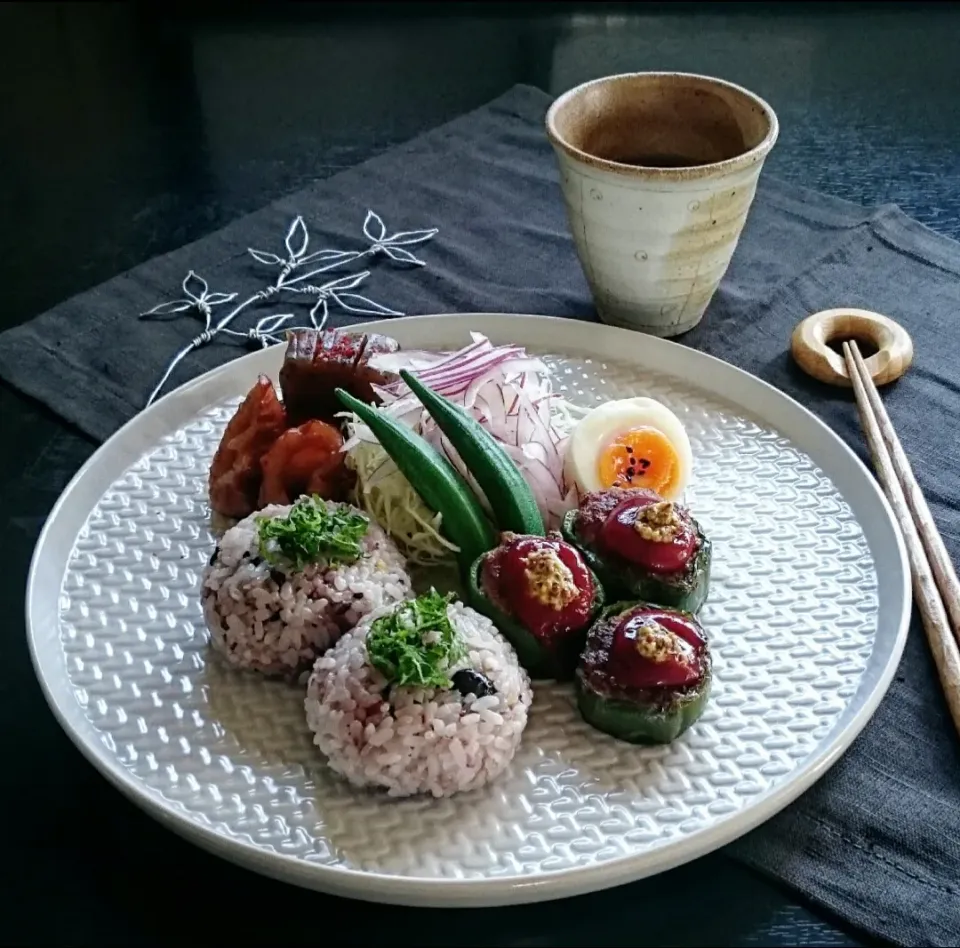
(139, 210, 437, 406)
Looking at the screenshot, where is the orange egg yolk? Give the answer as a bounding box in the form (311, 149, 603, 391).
(596, 426, 681, 497)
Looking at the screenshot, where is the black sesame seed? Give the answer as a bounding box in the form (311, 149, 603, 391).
(452, 669, 497, 699)
(208, 545, 220, 566)
(250, 555, 262, 566)
(381, 683, 396, 713)
(354, 591, 365, 599)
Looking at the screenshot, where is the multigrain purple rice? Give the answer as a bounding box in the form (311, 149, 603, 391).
(304, 599, 533, 798)
(201, 501, 412, 680)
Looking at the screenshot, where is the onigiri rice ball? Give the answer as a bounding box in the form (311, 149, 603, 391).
(201, 500, 412, 679)
(304, 597, 534, 798)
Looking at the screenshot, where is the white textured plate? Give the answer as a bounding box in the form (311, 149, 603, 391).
(28, 313, 910, 907)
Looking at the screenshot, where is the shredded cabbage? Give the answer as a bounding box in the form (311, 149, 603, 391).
(345, 439, 462, 566)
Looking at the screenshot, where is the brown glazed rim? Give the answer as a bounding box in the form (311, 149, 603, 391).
(545, 71, 780, 181)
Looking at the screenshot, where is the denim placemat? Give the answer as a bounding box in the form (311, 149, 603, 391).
(3, 84, 959, 947)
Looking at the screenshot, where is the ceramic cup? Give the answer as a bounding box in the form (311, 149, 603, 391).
(546, 72, 779, 336)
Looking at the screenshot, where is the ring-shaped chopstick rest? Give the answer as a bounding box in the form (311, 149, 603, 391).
(791, 308, 914, 387)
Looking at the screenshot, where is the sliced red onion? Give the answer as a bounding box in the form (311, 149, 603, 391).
(343, 334, 581, 527)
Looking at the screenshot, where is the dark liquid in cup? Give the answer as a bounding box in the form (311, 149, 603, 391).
(613, 153, 708, 168)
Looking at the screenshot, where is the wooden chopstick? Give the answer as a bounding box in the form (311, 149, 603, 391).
(843, 340, 960, 732)
(847, 342, 960, 643)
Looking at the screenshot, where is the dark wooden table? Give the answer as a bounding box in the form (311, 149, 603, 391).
(3, 2, 956, 944)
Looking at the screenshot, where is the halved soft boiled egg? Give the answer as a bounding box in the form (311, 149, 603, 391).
(564, 396, 692, 501)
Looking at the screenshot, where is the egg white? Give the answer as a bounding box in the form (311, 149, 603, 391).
(563, 396, 693, 500)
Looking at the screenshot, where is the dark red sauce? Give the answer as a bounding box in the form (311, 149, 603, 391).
(611, 606, 706, 689)
(278, 328, 400, 425)
(483, 534, 595, 641)
(600, 491, 697, 574)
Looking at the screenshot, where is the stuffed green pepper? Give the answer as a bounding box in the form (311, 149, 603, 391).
(468, 531, 603, 681)
(576, 600, 712, 745)
(562, 487, 711, 613)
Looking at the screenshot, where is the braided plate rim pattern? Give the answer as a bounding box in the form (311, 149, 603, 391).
(27, 314, 911, 907)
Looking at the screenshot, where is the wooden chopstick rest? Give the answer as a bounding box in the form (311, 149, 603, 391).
(791, 308, 913, 387)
